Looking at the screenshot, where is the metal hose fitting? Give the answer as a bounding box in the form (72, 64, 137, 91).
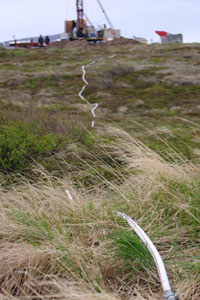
(163, 290, 178, 299)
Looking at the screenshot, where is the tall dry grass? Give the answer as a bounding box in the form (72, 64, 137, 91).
(0, 126, 199, 299)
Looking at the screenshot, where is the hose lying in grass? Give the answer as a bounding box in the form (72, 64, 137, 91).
(79, 64, 99, 128)
(117, 212, 177, 300)
(79, 53, 118, 128)
(65, 189, 73, 201)
(78, 46, 136, 127)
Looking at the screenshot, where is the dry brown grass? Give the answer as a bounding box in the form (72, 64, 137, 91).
(0, 126, 199, 299)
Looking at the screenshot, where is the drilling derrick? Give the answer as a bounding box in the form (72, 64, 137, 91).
(76, 0, 84, 37)
(64, 0, 120, 41)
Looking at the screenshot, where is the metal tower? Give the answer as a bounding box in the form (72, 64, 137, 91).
(76, 0, 84, 37)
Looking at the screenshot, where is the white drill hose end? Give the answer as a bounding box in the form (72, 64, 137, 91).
(117, 212, 177, 300)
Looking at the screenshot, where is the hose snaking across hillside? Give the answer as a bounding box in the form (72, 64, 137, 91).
(75, 45, 178, 299)
(79, 53, 118, 127)
(79, 64, 99, 127)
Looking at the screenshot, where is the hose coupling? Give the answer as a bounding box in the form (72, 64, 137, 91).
(163, 290, 178, 300)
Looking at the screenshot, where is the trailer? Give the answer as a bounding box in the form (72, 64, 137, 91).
(9, 40, 39, 48)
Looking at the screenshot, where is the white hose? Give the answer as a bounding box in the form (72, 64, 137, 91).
(79, 53, 118, 128)
(91, 103, 99, 118)
(79, 85, 87, 102)
(117, 212, 177, 300)
(77, 45, 177, 298)
(79, 63, 99, 127)
(109, 54, 117, 59)
(64, 196, 177, 298)
(65, 189, 73, 201)
(78, 44, 139, 127)
(82, 65, 89, 85)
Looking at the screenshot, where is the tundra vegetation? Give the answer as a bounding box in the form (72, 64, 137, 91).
(0, 41, 199, 299)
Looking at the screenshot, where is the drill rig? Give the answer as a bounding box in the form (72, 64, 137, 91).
(76, 0, 84, 37)
(65, 0, 120, 42)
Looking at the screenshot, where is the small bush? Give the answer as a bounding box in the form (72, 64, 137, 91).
(0, 122, 59, 171)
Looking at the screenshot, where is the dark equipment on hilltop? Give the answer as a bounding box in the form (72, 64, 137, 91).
(65, 0, 120, 42)
(9, 0, 121, 48)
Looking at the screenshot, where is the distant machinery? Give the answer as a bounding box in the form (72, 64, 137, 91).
(64, 0, 120, 42)
(76, 0, 84, 37)
(156, 31, 183, 44)
(8, 0, 121, 48)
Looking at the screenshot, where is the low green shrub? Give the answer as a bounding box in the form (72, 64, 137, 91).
(0, 122, 59, 171)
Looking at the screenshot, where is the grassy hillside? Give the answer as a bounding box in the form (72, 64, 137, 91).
(0, 40, 199, 299)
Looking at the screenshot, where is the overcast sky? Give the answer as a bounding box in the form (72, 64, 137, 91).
(0, 0, 199, 43)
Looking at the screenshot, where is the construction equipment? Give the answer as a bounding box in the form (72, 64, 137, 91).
(76, 0, 84, 37)
(65, 0, 120, 42)
(8, 0, 120, 48)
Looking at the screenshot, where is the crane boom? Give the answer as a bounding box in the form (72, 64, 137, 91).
(96, 0, 114, 30)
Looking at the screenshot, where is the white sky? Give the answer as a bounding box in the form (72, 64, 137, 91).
(0, 0, 199, 43)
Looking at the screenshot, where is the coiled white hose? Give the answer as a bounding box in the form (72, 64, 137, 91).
(117, 212, 177, 300)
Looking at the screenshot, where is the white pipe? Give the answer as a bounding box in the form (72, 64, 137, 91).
(109, 54, 117, 59)
(78, 46, 130, 127)
(79, 63, 99, 127)
(88, 61, 95, 66)
(79, 84, 88, 103)
(117, 212, 177, 300)
(65, 189, 73, 201)
(129, 47, 136, 52)
(91, 103, 99, 118)
(82, 65, 89, 85)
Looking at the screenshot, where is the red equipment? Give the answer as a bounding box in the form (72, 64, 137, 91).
(9, 40, 39, 48)
(76, 0, 84, 37)
(155, 31, 167, 37)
